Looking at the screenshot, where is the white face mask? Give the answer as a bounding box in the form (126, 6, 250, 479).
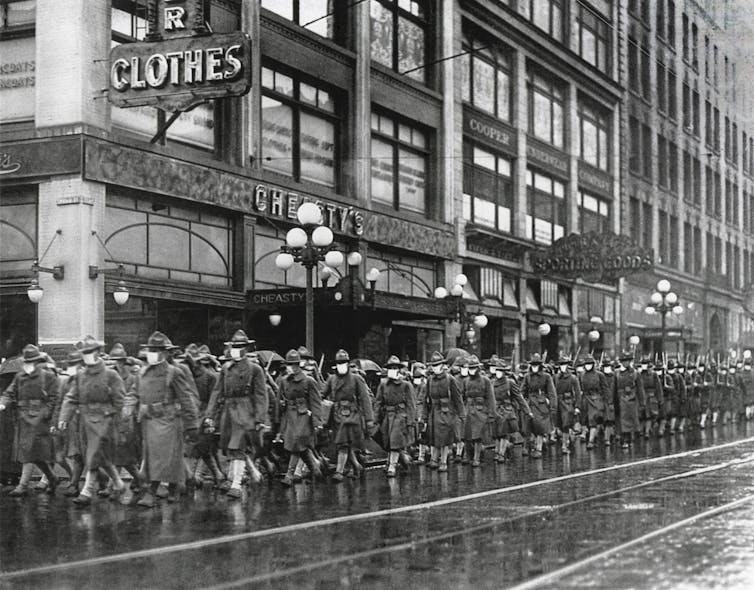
(559, 365, 568, 373)
(229, 348, 243, 360)
(66, 366, 78, 377)
(82, 353, 97, 366)
(460, 367, 469, 377)
(604, 367, 613, 375)
(413, 377, 422, 385)
(23, 363, 35, 375)
(336, 363, 349, 375)
(699, 368, 705, 374)
(146, 351, 161, 366)
(584, 364, 594, 372)
(387, 368, 399, 380)
(468, 368, 478, 376)
(731, 369, 737, 375)
(494, 370, 504, 379)
(432, 365, 443, 375)
(531, 366, 540, 373)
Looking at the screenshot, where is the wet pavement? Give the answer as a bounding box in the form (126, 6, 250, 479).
(2, 423, 754, 589)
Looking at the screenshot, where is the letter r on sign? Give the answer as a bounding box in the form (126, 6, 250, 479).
(164, 7, 186, 30)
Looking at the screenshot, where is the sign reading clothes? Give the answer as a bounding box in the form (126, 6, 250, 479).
(531, 232, 653, 283)
(108, 0, 251, 111)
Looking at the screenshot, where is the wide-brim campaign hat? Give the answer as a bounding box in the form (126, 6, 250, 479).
(334, 349, 350, 363)
(66, 349, 83, 365)
(79, 335, 104, 354)
(619, 351, 635, 361)
(22, 344, 45, 363)
(385, 355, 402, 368)
(466, 355, 481, 368)
(224, 329, 254, 347)
(141, 331, 171, 349)
(529, 353, 544, 365)
(108, 343, 128, 359)
(297, 346, 314, 360)
(284, 349, 302, 364)
(557, 356, 572, 365)
(428, 351, 445, 366)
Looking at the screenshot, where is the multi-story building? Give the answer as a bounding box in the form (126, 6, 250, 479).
(4, 0, 748, 363)
(623, 0, 754, 357)
(0, 0, 627, 363)
(451, 0, 623, 361)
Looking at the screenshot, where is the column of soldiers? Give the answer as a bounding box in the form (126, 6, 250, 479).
(3, 335, 754, 504)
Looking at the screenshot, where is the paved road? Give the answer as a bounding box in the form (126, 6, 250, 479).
(2, 423, 754, 588)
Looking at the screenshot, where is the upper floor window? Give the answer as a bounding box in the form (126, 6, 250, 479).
(519, 0, 564, 43)
(526, 168, 566, 245)
(462, 142, 513, 234)
(578, 190, 611, 234)
(1, 0, 35, 28)
(528, 68, 565, 149)
(261, 0, 339, 39)
(578, 100, 610, 171)
(261, 66, 339, 189)
(371, 111, 428, 215)
(461, 35, 511, 122)
(370, 0, 428, 83)
(578, 3, 610, 74)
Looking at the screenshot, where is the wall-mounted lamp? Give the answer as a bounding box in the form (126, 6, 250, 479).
(27, 230, 64, 303)
(90, 231, 130, 306)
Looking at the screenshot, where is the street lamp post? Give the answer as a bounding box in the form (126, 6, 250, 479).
(434, 273, 487, 348)
(644, 279, 684, 355)
(274, 202, 343, 353)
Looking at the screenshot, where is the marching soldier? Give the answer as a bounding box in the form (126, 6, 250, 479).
(322, 349, 374, 482)
(421, 352, 465, 472)
(130, 332, 199, 507)
(374, 356, 417, 477)
(666, 360, 686, 434)
(521, 353, 556, 459)
(742, 354, 754, 420)
(615, 352, 645, 449)
(462, 355, 495, 467)
(579, 355, 610, 449)
(277, 350, 323, 486)
(639, 359, 664, 439)
(697, 360, 712, 427)
(492, 359, 531, 462)
(554, 357, 581, 454)
(54, 347, 84, 497)
(58, 336, 126, 506)
(205, 330, 268, 499)
(412, 363, 429, 463)
(0, 344, 60, 497)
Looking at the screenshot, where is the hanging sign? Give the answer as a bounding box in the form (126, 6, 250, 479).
(108, 0, 251, 112)
(531, 232, 653, 283)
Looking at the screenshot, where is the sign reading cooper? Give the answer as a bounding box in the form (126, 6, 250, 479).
(531, 232, 653, 283)
(108, 0, 251, 111)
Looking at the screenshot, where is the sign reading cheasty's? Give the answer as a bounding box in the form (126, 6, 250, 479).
(530, 232, 653, 283)
(108, 0, 251, 112)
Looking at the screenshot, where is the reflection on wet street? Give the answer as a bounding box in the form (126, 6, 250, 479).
(3, 423, 754, 589)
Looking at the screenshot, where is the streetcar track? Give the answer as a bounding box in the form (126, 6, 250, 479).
(2, 436, 754, 580)
(199, 455, 754, 589)
(3, 441, 753, 583)
(508, 493, 754, 590)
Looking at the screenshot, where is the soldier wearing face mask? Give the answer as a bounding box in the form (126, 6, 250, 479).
(130, 332, 199, 508)
(694, 361, 711, 428)
(58, 336, 126, 506)
(554, 357, 581, 455)
(420, 351, 465, 472)
(452, 357, 470, 464)
(521, 353, 556, 459)
(205, 330, 267, 499)
(638, 359, 664, 439)
(460, 355, 495, 467)
(323, 349, 374, 481)
(0, 344, 60, 497)
(665, 360, 685, 434)
(276, 350, 323, 486)
(411, 363, 429, 463)
(741, 354, 754, 420)
(53, 347, 84, 497)
(614, 351, 645, 449)
(374, 356, 416, 477)
(579, 355, 609, 449)
(492, 360, 531, 463)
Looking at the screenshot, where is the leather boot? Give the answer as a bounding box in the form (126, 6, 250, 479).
(332, 451, 348, 482)
(472, 442, 482, 467)
(386, 452, 398, 477)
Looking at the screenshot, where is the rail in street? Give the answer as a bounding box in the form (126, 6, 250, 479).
(3, 424, 754, 588)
